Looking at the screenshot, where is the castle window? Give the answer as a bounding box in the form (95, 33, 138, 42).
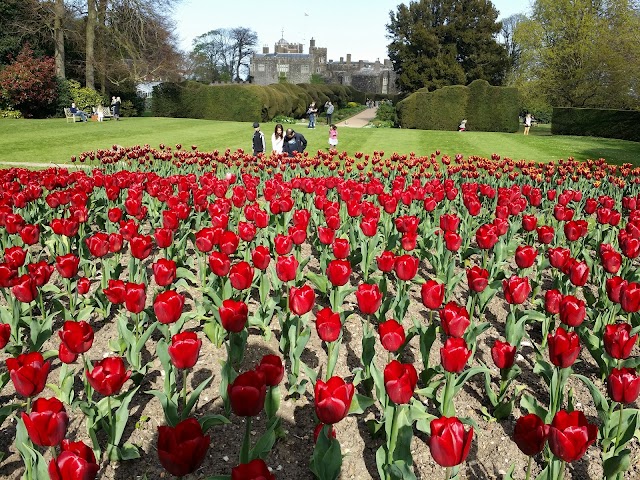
(257, 64, 265, 72)
(319, 57, 325, 63)
(316, 67, 321, 73)
(301, 64, 310, 73)
(277, 64, 289, 73)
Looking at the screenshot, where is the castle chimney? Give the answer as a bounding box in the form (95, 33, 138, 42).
(310, 38, 316, 48)
(263, 45, 269, 54)
(340, 56, 344, 63)
(358, 60, 363, 69)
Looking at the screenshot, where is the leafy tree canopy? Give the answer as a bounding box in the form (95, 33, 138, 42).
(386, 0, 509, 92)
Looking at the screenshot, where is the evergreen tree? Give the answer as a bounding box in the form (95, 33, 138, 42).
(386, 0, 509, 92)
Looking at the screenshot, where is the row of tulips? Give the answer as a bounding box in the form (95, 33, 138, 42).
(0, 147, 638, 480)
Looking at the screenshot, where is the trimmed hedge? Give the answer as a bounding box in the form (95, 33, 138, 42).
(397, 79, 519, 132)
(151, 81, 364, 122)
(552, 108, 640, 142)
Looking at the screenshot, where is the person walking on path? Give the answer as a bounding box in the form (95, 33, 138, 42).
(283, 128, 307, 156)
(524, 113, 532, 135)
(325, 101, 334, 125)
(307, 101, 317, 128)
(252, 122, 266, 156)
(271, 123, 284, 154)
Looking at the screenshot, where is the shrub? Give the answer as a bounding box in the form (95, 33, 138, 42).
(375, 103, 397, 123)
(67, 80, 106, 112)
(552, 108, 640, 142)
(0, 45, 58, 118)
(120, 100, 137, 117)
(271, 115, 297, 124)
(397, 80, 519, 132)
(0, 108, 22, 119)
(347, 102, 360, 108)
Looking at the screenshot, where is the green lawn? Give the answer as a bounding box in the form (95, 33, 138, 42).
(1, 117, 639, 166)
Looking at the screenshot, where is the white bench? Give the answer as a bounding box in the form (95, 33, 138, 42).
(64, 108, 83, 123)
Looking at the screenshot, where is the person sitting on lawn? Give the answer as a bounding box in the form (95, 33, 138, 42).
(70, 102, 88, 122)
(458, 119, 467, 132)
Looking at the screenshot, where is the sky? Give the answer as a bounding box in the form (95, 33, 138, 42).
(174, 0, 532, 62)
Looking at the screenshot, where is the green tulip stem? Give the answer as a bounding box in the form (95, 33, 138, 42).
(240, 416, 252, 464)
(444, 466, 452, 480)
(441, 372, 455, 417)
(525, 455, 532, 480)
(614, 401, 625, 453)
(107, 395, 114, 445)
(182, 369, 189, 414)
(386, 404, 401, 480)
(26, 396, 32, 414)
(558, 461, 566, 480)
(326, 341, 335, 381)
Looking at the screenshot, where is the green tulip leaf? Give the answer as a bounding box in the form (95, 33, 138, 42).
(348, 393, 375, 415)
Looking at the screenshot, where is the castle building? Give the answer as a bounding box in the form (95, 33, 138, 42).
(250, 38, 397, 95)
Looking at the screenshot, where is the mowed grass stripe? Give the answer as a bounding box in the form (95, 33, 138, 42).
(1, 118, 639, 166)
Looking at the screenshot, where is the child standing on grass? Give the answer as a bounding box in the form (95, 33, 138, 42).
(328, 124, 338, 149)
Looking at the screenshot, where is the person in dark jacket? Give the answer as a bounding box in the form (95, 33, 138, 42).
(252, 122, 265, 156)
(282, 128, 307, 156)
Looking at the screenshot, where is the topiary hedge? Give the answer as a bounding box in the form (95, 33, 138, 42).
(552, 108, 640, 142)
(151, 82, 364, 122)
(397, 79, 519, 132)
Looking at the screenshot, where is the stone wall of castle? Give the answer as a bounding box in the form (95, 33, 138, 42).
(250, 39, 396, 95)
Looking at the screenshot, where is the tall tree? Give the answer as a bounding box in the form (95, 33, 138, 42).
(515, 0, 640, 108)
(386, 0, 509, 92)
(85, 0, 96, 88)
(189, 27, 257, 82)
(54, 0, 66, 78)
(500, 13, 527, 80)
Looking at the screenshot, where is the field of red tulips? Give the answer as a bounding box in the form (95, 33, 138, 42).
(0, 145, 639, 480)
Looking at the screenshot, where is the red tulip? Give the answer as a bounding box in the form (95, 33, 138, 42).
(231, 459, 275, 480)
(513, 414, 549, 456)
(12, 274, 38, 303)
(428, 416, 474, 467)
(251, 246, 271, 270)
(394, 254, 419, 281)
(439, 214, 460, 232)
(0, 323, 10, 349)
(421, 280, 445, 310)
(59, 320, 94, 355)
(152, 258, 177, 287)
(77, 277, 91, 295)
(274, 234, 293, 255)
(22, 397, 69, 447)
(568, 260, 589, 286)
(130, 234, 153, 260)
(606, 276, 627, 304)
(219, 230, 239, 255)
(601, 249, 622, 274)
(85, 233, 110, 258)
(275, 255, 298, 282)
(332, 238, 350, 259)
(289, 284, 315, 315)
(86, 356, 131, 396)
(314, 376, 354, 424)
(440, 337, 472, 373)
(208, 251, 231, 277)
(558, 295, 586, 327)
(439, 302, 470, 338)
(55, 254, 80, 279)
(515, 245, 537, 269)
(476, 224, 498, 249)
(228, 370, 266, 417)
(108, 232, 123, 253)
(544, 289, 562, 315)
(318, 226, 335, 245)
(257, 355, 284, 387)
(547, 327, 580, 368)
(466, 266, 489, 292)
(229, 261, 254, 290)
(536, 225, 555, 244)
(379, 319, 405, 352)
(238, 222, 257, 242)
(502, 276, 531, 304)
(103, 279, 126, 304)
(157, 418, 210, 477)
(491, 340, 516, 370)
(7, 351, 51, 397)
(360, 216, 378, 236)
(384, 360, 418, 404)
(168, 332, 201, 369)
(48, 440, 99, 480)
(219, 299, 248, 332)
(326, 259, 352, 287)
(443, 231, 462, 252)
(620, 282, 640, 313)
(522, 215, 537, 232)
(548, 410, 597, 463)
(315, 308, 342, 343)
(607, 367, 640, 404)
(4, 246, 26, 269)
(603, 323, 637, 359)
(124, 282, 146, 314)
(376, 250, 396, 272)
(195, 228, 217, 253)
(356, 283, 382, 315)
(19, 224, 40, 245)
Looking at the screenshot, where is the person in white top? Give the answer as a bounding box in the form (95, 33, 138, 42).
(271, 123, 284, 154)
(524, 113, 532, 135)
